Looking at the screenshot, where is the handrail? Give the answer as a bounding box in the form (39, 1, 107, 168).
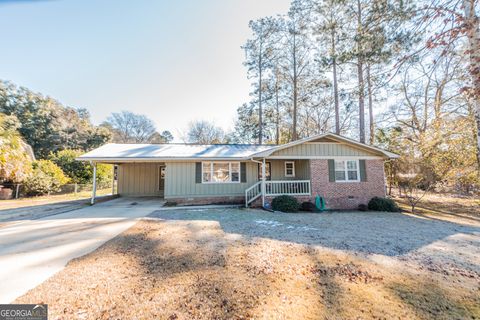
(245, 181, 262, 207)
(245, 180, 311, 207)
(265, 180, 311, 196)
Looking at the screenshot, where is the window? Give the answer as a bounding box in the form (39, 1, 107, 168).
(258, 162, 271, 181)
(335, 160, 359, 182)
(202, 162, 240, 183)
(284, 161, 295, 177)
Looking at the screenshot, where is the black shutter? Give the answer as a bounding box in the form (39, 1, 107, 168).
(359, 159, 367, 182)
(240, 162, 247, 183)
(328, 159, 335, 182)
(195, 162, 202, 183)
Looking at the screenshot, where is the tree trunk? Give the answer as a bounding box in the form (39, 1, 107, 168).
(292, 32, 298, 141)
(275, 73, 280, 145)
(332, 27, 340, 135)
(357, 0, 366, 143)
(463, 0, 480, 174)
(258, 46, 263, 145)
(366, 64, 374, 144)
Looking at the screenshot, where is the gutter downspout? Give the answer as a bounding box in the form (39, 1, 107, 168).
(384, 158, 393, 197)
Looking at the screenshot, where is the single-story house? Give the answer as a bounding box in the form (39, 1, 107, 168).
(77, 133, 398, 209)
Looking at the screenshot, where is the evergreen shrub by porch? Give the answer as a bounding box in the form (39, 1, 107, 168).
(300, 201, 317, 212)
(367, 197, 399, 212)
(272, 195, 300, 212)
(358, 204, 368, 211)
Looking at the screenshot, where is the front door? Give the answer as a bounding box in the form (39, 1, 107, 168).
(159, 165, 165, 196)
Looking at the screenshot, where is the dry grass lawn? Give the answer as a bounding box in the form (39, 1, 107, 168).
(16, 216, 479, 320)
(395, 193, 480, 226)
(0, 188, 112, 211)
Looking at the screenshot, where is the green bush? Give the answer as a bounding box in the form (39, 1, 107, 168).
(358, 204, 368, 211)
(24, 160, 69, 195)
(300, 201, 317, 212)
(367, 197, 400, 212)
(271, 195, 300, 212)
(49, 149, 112, 184)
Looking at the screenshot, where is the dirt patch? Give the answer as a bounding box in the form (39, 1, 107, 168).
(16, 217, 480, 319)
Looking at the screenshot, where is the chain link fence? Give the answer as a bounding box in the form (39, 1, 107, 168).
(0, 181, 116, 200)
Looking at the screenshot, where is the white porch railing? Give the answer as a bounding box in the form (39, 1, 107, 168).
(245, 180, 311, 207)
(245, 181, 262, 206)
(265, 180, 311, 196)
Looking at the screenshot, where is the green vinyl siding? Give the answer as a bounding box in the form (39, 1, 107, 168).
(271, 143, 380, 157)
(164, 161, 258, 198)
(117, 163, 163, 196)
(269, 160, 309, 180)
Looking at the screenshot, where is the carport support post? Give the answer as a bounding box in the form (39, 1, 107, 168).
(91, 161, 97, 205)
(111, 165, 115, 195)
(261, 158, 266, 207)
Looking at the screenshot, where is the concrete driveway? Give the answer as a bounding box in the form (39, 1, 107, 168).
(0, 197, 164, 303)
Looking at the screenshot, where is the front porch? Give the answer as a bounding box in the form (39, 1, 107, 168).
(245, 159, 311, 207)
(245, 179, 311, 207)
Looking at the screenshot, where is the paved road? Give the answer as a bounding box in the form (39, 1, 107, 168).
(0, 198, 164, 303)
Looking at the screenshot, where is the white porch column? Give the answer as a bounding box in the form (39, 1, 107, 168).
(111, 165, 116, 195)
(91, 162, 97, 205)
(261, 158, 266, 207)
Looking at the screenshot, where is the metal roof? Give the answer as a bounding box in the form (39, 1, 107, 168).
(77, 143, 275, 162)
(77, 133, 399, 162)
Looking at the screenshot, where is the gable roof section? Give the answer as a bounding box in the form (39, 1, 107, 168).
(249, 133, 399, 159)
(76, 143, 273, 162)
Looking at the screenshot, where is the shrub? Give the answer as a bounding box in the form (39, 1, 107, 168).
(358, 204, 368, 211)
(300, 201, 317, 212)
(49, 149, 112, 185)
(0, 113, 33, 183)
(367, 197, 400, 212)
(24, 160, 69, 196)
(271, 195, 300, 212)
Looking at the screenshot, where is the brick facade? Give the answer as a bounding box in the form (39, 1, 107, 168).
(308, 159, 385, 209)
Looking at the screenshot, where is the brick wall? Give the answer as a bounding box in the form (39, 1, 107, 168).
(309, 159, 385, 209)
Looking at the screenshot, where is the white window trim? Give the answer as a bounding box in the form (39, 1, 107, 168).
(334, 159, 360, 183)
(284, 161, 295, 177)
(201, 161, 241, 184)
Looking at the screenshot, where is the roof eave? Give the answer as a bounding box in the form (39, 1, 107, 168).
(76, 157, 252, 162)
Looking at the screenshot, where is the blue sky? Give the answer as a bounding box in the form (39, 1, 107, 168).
(0, 0, 290, 140)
